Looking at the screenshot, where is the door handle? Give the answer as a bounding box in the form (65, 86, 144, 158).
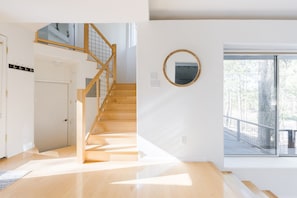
(64, 119, 68, 122)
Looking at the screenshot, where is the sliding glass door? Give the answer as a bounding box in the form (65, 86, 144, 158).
(224, 55, 277, 155)
(224, 54, 297, 156)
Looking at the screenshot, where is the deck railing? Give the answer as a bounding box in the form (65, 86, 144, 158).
(223, 115, 276, 149)
(35, 23, 117, 162)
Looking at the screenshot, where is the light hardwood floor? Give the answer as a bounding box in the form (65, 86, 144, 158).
(0, 146, 251, 198)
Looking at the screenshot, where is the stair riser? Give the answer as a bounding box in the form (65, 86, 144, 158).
(87, 136, 136, 145)
(113, 84, 136, 90)
(105, 104, 136, 111)
(86, 151, 138, 162)
(108, 97, 136, 104)
(94, 122, 136, 133)
(111, 90, 136, 96)
(101, 112, 136, 120)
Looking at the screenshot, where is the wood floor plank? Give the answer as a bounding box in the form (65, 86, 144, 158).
(0, 147, 251, 198)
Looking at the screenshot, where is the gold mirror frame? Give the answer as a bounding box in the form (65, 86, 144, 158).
(163, 49, 201, 87)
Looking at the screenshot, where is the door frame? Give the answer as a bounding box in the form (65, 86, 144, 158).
(0, 34, 7, 158)
(34, 80, 70, 151)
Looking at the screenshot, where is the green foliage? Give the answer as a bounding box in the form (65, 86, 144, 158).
(224, 56, 297, 129)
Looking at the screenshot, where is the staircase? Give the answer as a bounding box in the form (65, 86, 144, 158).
(222, 171, 278, 198)
(85, 83, 137, 162)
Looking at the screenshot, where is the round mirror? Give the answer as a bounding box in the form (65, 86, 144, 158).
(163, 49, 201, 87)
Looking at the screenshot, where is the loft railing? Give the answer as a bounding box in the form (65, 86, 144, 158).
(36, 23, 85, 51)
(35, 23, 117, 162)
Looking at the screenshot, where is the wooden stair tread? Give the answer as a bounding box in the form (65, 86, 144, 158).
(100, 111, 136, 120)
(85, 83, 137, 162)
(110, 91, 136, 96)
(103, 109, 136, 112)
(223, 172, 258, 198)
(97, 119, 136, 121)
(104, 103, 136, 110)
(107, 98, 136, 104)
(242, 181, 269, 198)
(262, 190, 278, 198)
(90, 132, 136, 137)
(86, 144, 138, 153)
(113, 83, 136, 90)
(87, 132, 136, 145)
(193, 162, 246, 198)
(96, 120, 136, 123)
(109, 95, 136, 97)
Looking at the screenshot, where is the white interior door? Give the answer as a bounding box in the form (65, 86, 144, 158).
(0, 37, 7, 158)
(35, 81, 69, 152)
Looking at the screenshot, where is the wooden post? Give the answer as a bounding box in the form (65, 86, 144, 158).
(77, 89, 86, 163)
(112, 44, 117, 83)
(35, 31, 38, 42)
(96, 79, 100, 113)
(84, 24, 89, 53)
(106, 67, 110, 93)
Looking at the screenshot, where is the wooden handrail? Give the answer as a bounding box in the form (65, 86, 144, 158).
(36, 38, 85, 52)
(84, 24, 89, 53)
(77, 89, 86, 163)
(88, 51, 106, 67)
(112, 44, 117, 82)
(84, 69, 105, 95)
(90, 24, 112, 48)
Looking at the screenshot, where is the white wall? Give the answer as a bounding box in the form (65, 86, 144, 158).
(126, 46, 136, 83)
(0, 24, 35, 157)
(74, 23, 136, 83)
(95, 23, 136, 83)
(95, 23, 127, 82)
(34, 43, 98, 145)
(137, 20, 297, 197)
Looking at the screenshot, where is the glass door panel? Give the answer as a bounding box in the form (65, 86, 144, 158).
(224, 55, 277, 155)
(279, 56, 297, 155)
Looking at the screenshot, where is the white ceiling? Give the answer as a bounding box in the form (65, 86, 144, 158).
(1, 0, 297, 27)
(149, 0, 297, 19)
(0, 0, 149, 23)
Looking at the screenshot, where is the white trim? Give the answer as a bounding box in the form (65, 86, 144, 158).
(224, 43, 297, 55)
(0, 34, 7, 158)
(128, 23, 137, 48)
(224, 52, 297, 157)
(35, 80, 70, 84)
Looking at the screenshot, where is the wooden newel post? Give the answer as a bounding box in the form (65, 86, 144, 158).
(106, 65, 110, 91)
(84, 24, 89, 54)
(96, 79, 100, 113)
(35, 31, 38, 42)
(77, 89, 86, 163)
(112, 44, 117, 83)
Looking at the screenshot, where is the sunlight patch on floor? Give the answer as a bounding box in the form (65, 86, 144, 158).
(15, 157, 181, 178)
(111, 173, 192, 186)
